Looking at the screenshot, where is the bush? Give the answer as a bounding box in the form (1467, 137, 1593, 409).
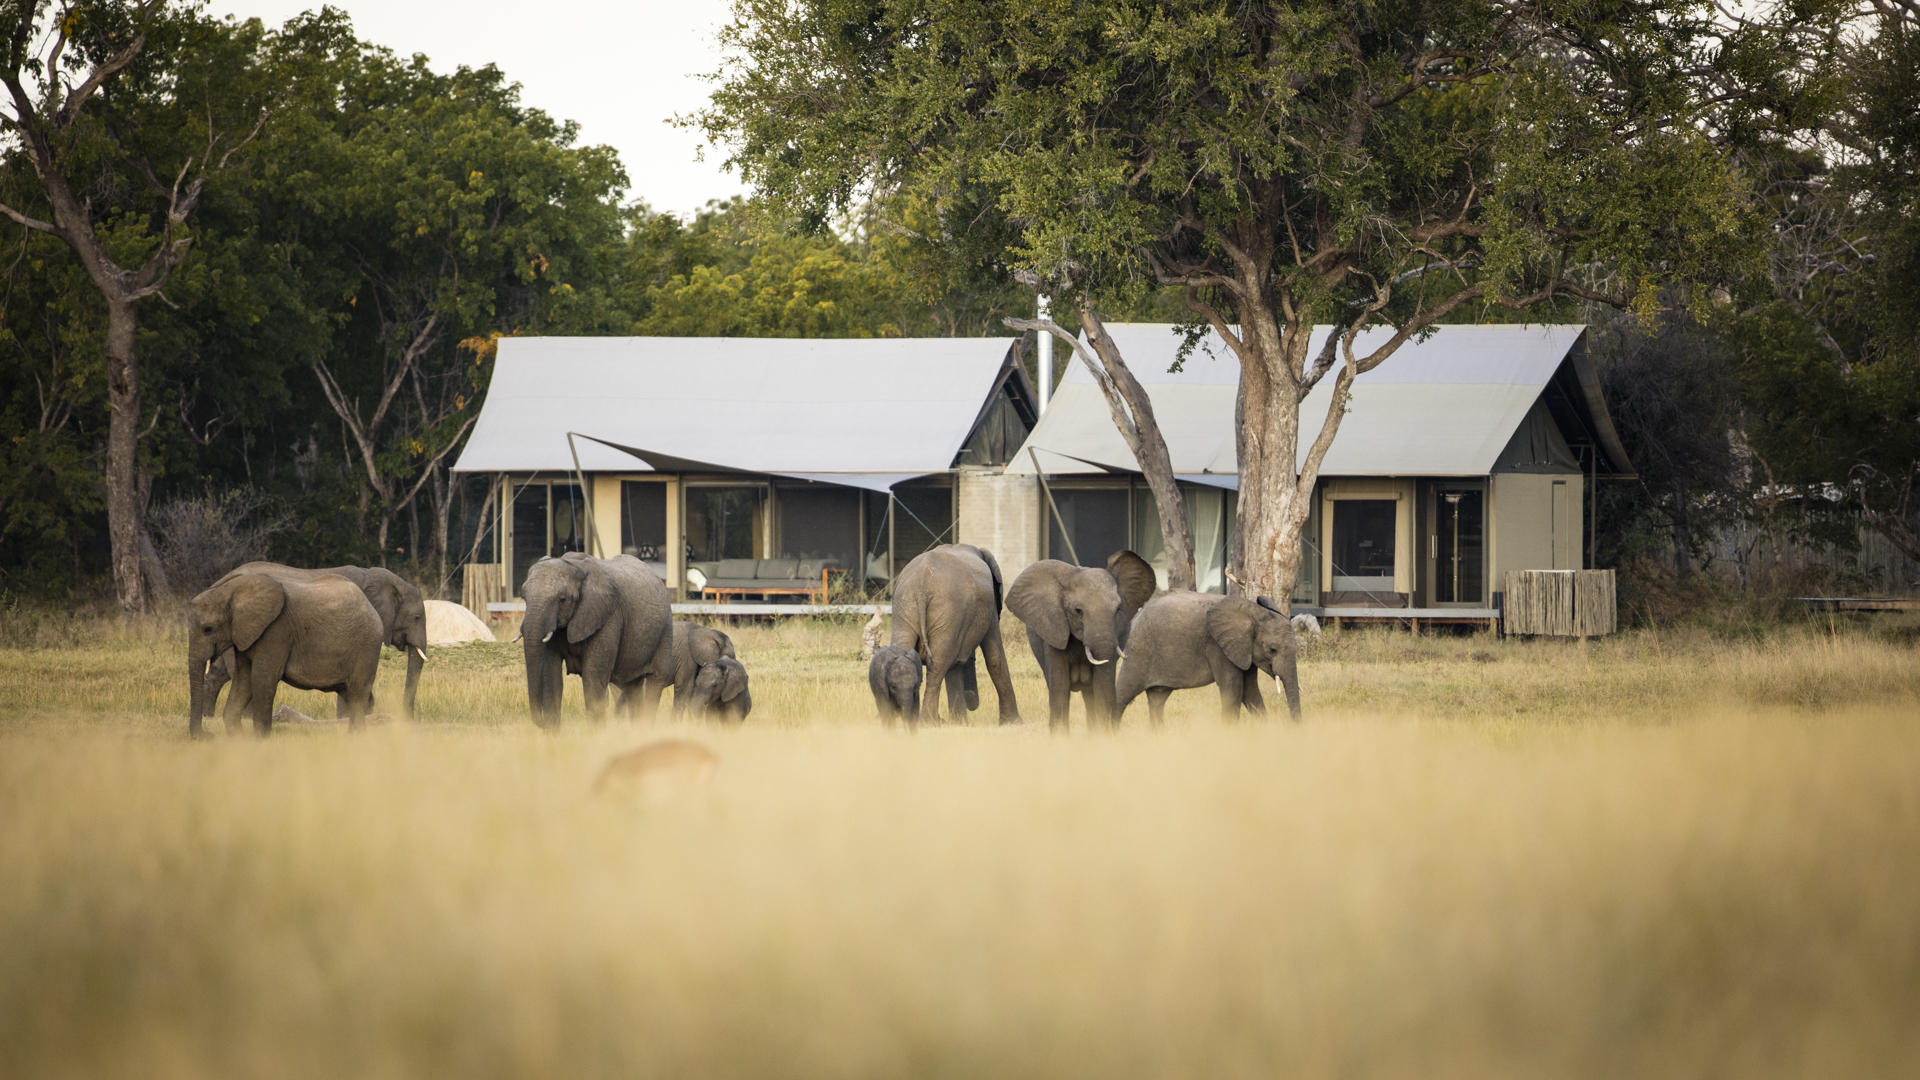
(149, 487, 293, 598)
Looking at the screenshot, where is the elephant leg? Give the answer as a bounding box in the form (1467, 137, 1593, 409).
(632, 676, 666, 721)
(224, 655, 253, 735)
(960, 655, 980, 712)
(943, 664, 969, 721)
(1242, 675, 1268, 717)
(1045, 662, 1072, 732)
(918, 653, 952, 725)
(204, 651, 235, 724)
(1216, 669, 1246, 721)
(580, 648, 616, 722)
(1146, 687, 1174, 726)
(246, 655, 284, 737)
(978, 626, 1021, 724)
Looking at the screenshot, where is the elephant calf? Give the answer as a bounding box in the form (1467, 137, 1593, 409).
(688, 657, 752, 722)
(670, 620, 736, 714)
(1115, 592, 1302, 723)
(868, 644, 923, 727)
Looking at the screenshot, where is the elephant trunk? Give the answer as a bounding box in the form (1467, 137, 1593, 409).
(523, 601, 563, 726)
(1082, 617, 1122, 665)
(187, 641, 211, 738)
(402, 636, 424, 719)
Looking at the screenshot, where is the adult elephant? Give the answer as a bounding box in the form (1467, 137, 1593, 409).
(201, 563, 429, 722)
(669, 620, 736, 714)
(522, 552, 674, 727)
(889, 543, 1019, 725)
(1115, 593, 1302, 723)
(186, 570, 384, 737)
(1007, 550, 1156, 730)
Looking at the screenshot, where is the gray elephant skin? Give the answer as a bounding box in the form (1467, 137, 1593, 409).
(1007, 549, 1156, 730)
(522, 553, 674, 727)
(868, 644, 923, 726)
(1116, 593, 1302, 722)
(186, 570, 385, 737)
(670, 620, 736, 713)
(889, 543, 1019, 725)
(200, 562, 429, 722)
(688, 656, 752, 722)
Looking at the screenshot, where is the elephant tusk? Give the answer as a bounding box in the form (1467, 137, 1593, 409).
(1116, 646, 1126, 661)
(413, 646, 428, 663)
(1084, 644, 1110, 667)
(541, 630, 555, 644)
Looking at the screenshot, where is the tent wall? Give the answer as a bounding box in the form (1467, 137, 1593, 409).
(1491, 473, 1584, 596)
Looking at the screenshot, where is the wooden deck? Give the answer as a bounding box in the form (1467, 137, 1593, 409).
(485, 601, 889, 618)
(1798, 596, 1920, 614)
(1305, 607, 1501, 633)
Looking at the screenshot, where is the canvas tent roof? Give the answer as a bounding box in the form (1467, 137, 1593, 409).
(1009, 323, 1627, 479)
(452, 336, 1023, 486)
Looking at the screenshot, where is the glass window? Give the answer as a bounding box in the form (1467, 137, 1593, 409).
(892, 482, 954, 566)
(621, 482, 668, 560)
(1046, 487, 1129, 568)
(778, 487, 860, 570)
(685, 486, 763, 562)
(1331, 498, 1396, 588)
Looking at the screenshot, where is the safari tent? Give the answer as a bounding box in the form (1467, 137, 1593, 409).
(449, 336, 1037, 606)
(1005, 323, 1633, 615)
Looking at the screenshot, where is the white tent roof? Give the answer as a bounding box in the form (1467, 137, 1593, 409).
(1009, 323, 1588, 479)
(453, 336, 1019, 480)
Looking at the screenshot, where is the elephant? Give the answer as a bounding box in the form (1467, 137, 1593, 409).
(687, 656, 752, 722)
(200, 562, 429, 723)
(868, 644, 923, 727)
(186, 570, 385, 738)
(1007, 549, 1156, 730)
(670, 620, 737, 713)
(889, 543, 1019, 725)
(521, 552, 674, 727)
(1115, 592, 1302, 723)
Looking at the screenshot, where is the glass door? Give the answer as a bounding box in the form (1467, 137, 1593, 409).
(1429, 485, 1485, 605)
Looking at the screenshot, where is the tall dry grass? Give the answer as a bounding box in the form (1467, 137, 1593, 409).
(1, 615, 1917, 1078)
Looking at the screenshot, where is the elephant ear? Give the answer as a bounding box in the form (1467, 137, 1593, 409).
(363, 573, 403, 635)
(1006, 562, 1070, 650)
(568, 559, 615, 644)
(716, 630, 736, 659)
(1106, 550, 1157, 615)
(1205, 597, 1261, 671)
(723, 660, 750, 703)
(229, 574, 287, 652)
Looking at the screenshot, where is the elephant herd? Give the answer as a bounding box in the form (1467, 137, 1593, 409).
(881, 543, 1301, 730)
(184, 545, 1301, 738)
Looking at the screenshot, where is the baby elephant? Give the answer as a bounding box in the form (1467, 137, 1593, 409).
(688, 657, 752, 722)
(869, 644, 924, 727)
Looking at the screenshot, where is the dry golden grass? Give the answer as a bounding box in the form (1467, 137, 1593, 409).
(2, 613, 1917, 1078)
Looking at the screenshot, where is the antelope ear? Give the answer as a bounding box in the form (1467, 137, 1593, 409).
(568, 561, 614, 644)
(1106, 549, 1157, 614)
(1007, 562, 1070, 651)
(229, 574, 287, 652)
(1205, 597, 1260, 671)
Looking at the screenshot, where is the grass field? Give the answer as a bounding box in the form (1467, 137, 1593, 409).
(2, 612, 1917, 1078)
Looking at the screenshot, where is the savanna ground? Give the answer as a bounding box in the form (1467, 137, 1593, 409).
(2, 607, 1918, 1079)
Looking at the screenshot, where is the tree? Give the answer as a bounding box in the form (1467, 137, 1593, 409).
(700, 0, 1835, 601)
(0, 0, 265, 611)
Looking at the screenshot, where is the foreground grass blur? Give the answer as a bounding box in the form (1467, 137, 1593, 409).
(1, 614, 1917, 1078)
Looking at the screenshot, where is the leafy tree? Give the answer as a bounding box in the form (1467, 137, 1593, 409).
(0, 0, 268, 611)
(699, 0, 1838, 600)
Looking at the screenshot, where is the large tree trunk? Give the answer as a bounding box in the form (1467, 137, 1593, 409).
(1228, 314, 1312, 607)
(104, 297, 146, 614)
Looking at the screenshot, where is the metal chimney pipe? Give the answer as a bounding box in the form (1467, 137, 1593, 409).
(1036, 294, 1053, 412)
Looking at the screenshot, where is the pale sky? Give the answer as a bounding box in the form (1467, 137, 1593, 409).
(202, 1, 747, 216)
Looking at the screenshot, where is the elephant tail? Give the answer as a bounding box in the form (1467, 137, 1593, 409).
(962, 655, 980, 712)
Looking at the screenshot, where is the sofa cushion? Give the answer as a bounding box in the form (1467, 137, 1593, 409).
(755, 558, 800, 580)
(715, 558, 759, 580)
